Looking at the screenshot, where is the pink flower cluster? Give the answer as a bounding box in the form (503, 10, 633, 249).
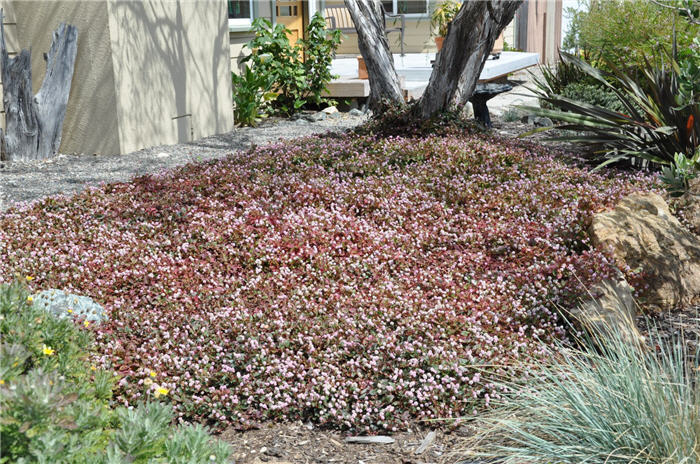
(0, 132, 658, 431)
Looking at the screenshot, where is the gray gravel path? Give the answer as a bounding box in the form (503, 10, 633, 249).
(0, 114, 366, 212)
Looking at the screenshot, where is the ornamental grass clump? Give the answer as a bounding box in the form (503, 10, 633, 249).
(0, 132, 659, 431)
(454, 315, 700, 464)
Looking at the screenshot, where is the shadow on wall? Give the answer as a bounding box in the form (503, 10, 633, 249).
(108, 0, 231, 153)
(13, 1, 122, 155)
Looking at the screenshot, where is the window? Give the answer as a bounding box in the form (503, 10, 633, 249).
(382, 0, 428, 16)
(229, 0, 254, 27)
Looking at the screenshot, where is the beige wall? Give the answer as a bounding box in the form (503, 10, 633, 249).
(11, 1, 121, 154)
(0, 0, 20, 126)
(231, 33, 255, 74)
(7, 0, 232, 155)
(107, 0, 232, 153)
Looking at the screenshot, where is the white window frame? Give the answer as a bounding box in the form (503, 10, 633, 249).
(228, 0, 255, 29)
(386, 0, 429, 18)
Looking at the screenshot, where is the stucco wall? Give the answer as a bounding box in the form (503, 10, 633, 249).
(0, 0, 20, 128)
(107, 0, 233, 154)
(11, 1, 121, 154)
(231, 33, 256, 75)
(8, 0, 232, 155)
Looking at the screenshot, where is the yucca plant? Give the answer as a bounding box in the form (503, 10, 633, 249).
(523, 52, 700, 169)
(453, 314, 700, 464)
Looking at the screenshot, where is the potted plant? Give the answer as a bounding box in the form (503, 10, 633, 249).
(430, 0, 461, 51)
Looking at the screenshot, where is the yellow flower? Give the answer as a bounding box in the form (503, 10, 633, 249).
(83, 320, 90, 327)
(25, 276, 34, 282)
(0, 379, 5, 385)
(149, 371, 157, 378)
(42, 344, 55, 356)
(154, 386, 169, 398)
(90, 365, 97, 371)
(144, 378, 153, 386)
(26, 296, 33, 303)
(67, 309, 73, 314)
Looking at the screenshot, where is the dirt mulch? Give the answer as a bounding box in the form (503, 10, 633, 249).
(219, 422, 471, 464)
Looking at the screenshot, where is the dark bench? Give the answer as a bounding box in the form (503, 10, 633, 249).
(469, 83, 512, 128)
(324, 4, 405, 56)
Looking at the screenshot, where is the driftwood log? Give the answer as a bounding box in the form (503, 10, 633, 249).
(343, 0, 403, 111)
(0, 11, 77, 161)
(415, 0, 522, 118)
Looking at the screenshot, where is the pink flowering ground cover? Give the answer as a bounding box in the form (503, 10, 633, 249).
(0, 131, 657, 431)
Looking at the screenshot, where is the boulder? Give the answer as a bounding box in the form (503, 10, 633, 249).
(675, 177, 700, 235)
(31, 289, 106, 324)
(321, 105, 339, 114)
(590, 192, 700, 311)
(304, 112, 327, 122)
(534, 116, 553, 127)
(573, 275, 643, 345)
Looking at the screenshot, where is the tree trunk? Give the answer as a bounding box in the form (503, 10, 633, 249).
(344, 0, 403, 111)
(415, 0, 522, 119)
(0, 11, 78, 162)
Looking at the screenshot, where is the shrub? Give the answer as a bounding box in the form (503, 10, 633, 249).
(678, 37, 700, 110)
(231, 65, 276, 127)
(559, 82, 625, 113)
(299, 13, 343, 107)
(0, 131, 658, 432)
(524, 52, 700, 173)
(535, 55, 596, 97)
(454, 314, 700, 464)
(661, 149, 700, 196)
(240, 15, 341, 116)
(0, 281, 232, 464)
(563, 0, 700, 73)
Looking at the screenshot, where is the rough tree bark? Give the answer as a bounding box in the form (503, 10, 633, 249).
(415, 0, 522, 119)
(0, 11, 78, 162)
(343, 0, 404, 111)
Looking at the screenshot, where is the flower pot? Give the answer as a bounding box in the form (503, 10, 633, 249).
(435, 36, 445, 52)
(357, 56, 368, 79)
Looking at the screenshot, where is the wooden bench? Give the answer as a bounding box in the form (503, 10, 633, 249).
(324, 4, 405, 56)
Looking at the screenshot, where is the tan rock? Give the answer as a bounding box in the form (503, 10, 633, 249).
(573, 276, 643, 345)
(676, 177, 700, 236)
(590, 192, 700, 311)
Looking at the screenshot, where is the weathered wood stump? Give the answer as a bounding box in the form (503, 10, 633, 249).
(0, 10, 77, 162)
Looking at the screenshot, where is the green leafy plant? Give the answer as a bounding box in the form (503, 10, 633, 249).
(677, 37, 700, 110)
(562, 0, 699, 73)
(661, 149, 700, 196)
(430, 0, 461, 37)
(240, 15, 341, 116)
(534, 54, 626, 112)
(523, 52, 700, 169)
(232, 65, 276, 126)
(300, 13, 343, 107)
(501, 107, 523, 123)
(455, 314, 700, 464)
(558, 82, 626, 113)
(535, 53, 596, 96)
(0, 280, 233, 463)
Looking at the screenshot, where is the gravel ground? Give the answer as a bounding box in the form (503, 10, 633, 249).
(0, 113, 367, 212)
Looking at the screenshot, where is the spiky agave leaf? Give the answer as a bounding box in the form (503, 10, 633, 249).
(522, 51, 700, 168)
